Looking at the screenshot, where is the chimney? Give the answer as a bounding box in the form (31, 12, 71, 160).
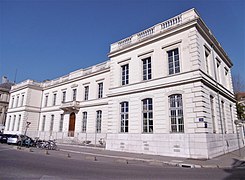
(2, 76, 8, 83)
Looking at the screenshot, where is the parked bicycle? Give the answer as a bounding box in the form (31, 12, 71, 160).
(35, 139, 57, 150)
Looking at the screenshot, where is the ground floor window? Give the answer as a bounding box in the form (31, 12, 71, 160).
(96, 110, 102, 133)
(169, 94, 184, 132)
(142, 98, 153, 133)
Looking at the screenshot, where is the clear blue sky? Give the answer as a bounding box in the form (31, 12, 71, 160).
(0, 0, 244, 86)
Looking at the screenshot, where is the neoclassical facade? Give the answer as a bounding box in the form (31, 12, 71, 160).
(5, 9, 244, 159)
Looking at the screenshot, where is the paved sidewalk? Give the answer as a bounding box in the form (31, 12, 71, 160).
(57, 143, 245, 169)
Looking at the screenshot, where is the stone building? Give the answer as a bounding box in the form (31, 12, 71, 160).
(0, 76, 14, 131)
(4, 9, 243, 159)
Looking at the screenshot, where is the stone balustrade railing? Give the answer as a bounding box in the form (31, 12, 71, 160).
(110, 8, 198, 52)
(12, 61, 110, 89)
(11, 79, 41, 90)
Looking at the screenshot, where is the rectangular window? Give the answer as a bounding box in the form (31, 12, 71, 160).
(216, 58, 221, 82)
(121, 64, 129, 85)
(142, 57, 152, 80)
(84, 86, 89, 101)
(98, 83, 103, 99)
(210, 95, 216, 133)
(120, 102, 129, 133)
(221, 101, 226, 133)
(21, 94, 24, 106)
(230, 105, 234, 133)
(82, 112, 87, 133)
(224, 68, 229, 89)
(7, 116, 11, 130)
(16, 96, 19, 107)
(53, 93, 57, 106)
(42, 115, 46, 131)
(168, 48, 180, 75)
(50, 115, 54, 132)
(96, 110, 102, 133)
(169, 94, 184, 133)
(205, 50, 210, 75)
(73, 89, 77, 101)
(44, 95, 48, 107)
(12, 115, 16, 131)
(142, 98, 153, 133)
(59, 114, 64, 132)
(11, 97, 14, 108)
(62, 91, 66, 103)
(17, 115, 21, 131)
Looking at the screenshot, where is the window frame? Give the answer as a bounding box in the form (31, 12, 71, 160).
(98, 82, 103, 99)
(82, 112, 87, 133)
(59, 114, 64, 132)
(84, 86, 89, 101)
(121, 64, 129, 85)
(167, 48, 180, 75)
(120, 101, 129, 133)
(142, 57, 152, 81)
(169, 94, 184, 133)
(142, 98, 153, 133)
(72, 89, 77, 101)
(96, 110, 102, 133)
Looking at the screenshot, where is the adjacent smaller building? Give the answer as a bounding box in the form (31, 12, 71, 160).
(0, 76, 14, 132)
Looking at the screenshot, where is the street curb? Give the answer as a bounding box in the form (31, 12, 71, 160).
(59, 148, 213, 169)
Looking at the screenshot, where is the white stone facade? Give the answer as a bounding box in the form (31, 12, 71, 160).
(4, 9, 244, 159)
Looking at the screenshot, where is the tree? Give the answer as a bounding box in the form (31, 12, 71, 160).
(232, 73, 245, 94)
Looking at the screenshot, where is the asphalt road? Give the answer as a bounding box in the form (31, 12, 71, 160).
(0, 144, 244, 180)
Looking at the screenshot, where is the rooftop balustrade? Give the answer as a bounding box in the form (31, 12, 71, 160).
(110, 8, 198, 52)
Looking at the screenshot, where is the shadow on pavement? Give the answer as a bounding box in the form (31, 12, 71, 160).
(223, 158, 245, 180)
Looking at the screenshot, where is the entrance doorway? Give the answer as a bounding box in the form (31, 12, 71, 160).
(68, 112, 76, 137)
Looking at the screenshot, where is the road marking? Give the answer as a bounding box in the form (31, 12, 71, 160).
(0, 148, 14, 152)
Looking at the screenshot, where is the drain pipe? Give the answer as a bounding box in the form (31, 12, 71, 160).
(211, 44, 225, 154)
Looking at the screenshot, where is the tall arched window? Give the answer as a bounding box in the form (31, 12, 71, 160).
(142, 98, 153, 133)
(169, 94, 184, 132)
(120, 102, 129, 133)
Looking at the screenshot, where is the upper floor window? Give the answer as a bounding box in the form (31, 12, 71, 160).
(53, 93, 57, 106)
(72, 89, 77, 101)
(142, 57, 152, 80)
(120, 102, 129, 133)
(62, 91, 66, 103)
(168, 48, 180, 75)
(98, 83, 103, 99)
(169, 94, 184, 133)
(16, 96, 19, 107)
(121, 64, 129, 85)
(21, 94, 24, 106)
(82, 112, 87, 133)
(44, 95, 48, 107)
(216, 58, 221, 82)
(96, 110, 102, 133)
(11, 97, 14, 108)
(84, 86, 89, 101)
(205, 49, 210, 75)
(142, 98, 153, 133)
